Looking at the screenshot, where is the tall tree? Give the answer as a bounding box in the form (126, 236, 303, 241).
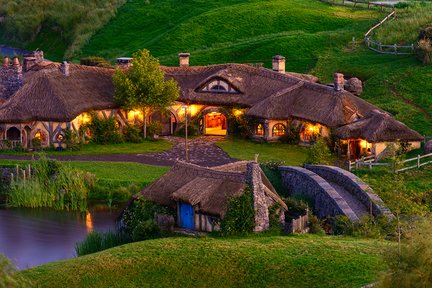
(113, 49, 179, 138)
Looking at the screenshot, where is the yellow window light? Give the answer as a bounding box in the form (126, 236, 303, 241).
(360, 140, 369, 149)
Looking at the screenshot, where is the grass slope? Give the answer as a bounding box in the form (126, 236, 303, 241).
(216, 137, 308, 165)
(21, 235, 391, 288)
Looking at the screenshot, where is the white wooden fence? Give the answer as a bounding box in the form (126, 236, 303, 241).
(348, 153, 432, 173)
(364, 10, 415, 55)
(0, 140, 22, 150)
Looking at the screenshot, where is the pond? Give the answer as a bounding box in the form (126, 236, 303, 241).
(0, 207, 121, 269)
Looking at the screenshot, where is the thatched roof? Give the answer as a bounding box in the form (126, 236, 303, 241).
(333, 110, 423, 142)
(140, 161, 283, 217)
(246, 80, 378, 127)
(0, 63, 115, 123)
(162, 64, 319, 107)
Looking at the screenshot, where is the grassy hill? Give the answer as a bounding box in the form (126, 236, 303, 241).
(20, 234, 392, 288)
(1, 0, 431, 134)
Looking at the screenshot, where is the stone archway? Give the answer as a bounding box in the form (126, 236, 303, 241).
(200, 108, 228, 136)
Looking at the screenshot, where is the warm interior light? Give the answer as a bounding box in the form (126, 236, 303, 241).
(360, 140, 369, 149)
(35, 132, 41, 139)
(85, 211, 93, 233)
(189, 105, 198, 117)
(233, 109, 243, 117)
(82, 113, 91, 125)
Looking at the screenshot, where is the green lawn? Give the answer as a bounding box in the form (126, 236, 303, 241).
(0, 159, 169, 190)
(0, 140, 174, 156)
(216, 138, 308, 166)
(20, 234, 392, 288)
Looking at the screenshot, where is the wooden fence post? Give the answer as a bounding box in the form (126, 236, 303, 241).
(417, 154, 421, 168)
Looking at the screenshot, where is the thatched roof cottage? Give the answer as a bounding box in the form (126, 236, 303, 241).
(0, 51, 423, 159)
(139, 160, 287, 232)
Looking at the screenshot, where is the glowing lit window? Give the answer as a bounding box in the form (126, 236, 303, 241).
(256, 124, 264, 136)
(272, 123, 286, 136)
(56, 133, 64, 142)
(34, 131, 47, 143)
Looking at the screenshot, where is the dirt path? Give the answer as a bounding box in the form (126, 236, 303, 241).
(0, 136, 236, 167)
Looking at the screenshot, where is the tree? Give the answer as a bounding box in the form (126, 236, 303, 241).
(416, 26, 432, 65)
(113, 49, 179, 138)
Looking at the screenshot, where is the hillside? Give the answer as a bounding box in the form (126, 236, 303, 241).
(1, 0, 431, 135)
(21, 235, 391, 288)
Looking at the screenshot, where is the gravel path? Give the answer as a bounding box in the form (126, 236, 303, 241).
(0, 136, 236, 167)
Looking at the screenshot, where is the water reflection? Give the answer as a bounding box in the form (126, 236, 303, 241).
(0, 207, 120, 269)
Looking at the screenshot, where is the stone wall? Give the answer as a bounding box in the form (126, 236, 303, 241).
(246, 162, 270, 232)
(279, 166, 359, 221)
(0, 61, 22, 100)
(305, 165, 393, 219)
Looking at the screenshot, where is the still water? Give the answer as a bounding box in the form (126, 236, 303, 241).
(0, 207, 120, 269)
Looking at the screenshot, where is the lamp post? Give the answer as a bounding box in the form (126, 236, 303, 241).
(182, 105, 189, 162)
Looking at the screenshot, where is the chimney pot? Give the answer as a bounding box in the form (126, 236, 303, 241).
(2, 57, 9, 67)
(272, 55, 285, 73)
(12, 57, 20, 66)
(333, 73, 345, 91)
(179, 53, 190, 67)
(61, 61, 70, 77)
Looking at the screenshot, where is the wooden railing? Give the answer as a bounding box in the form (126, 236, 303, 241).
(395, 153, 432, 172)
(349, 153, 432, 172)
(0, 140, 22, 150)
(364, 10, 415, 55)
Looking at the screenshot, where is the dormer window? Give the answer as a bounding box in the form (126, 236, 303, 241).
(199, 78, 240, 94)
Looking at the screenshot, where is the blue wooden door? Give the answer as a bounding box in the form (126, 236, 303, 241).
(180, 203, 194, 229)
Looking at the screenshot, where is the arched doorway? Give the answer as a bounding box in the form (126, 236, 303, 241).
(150, 111, 177, 135)
(203, 112, 227, 136)
(6, 127, 21, 141)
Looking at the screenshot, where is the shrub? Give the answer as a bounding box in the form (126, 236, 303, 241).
(221, 186, 255, 235)
(64, 129, 82, 151)
(378, 218, 432, 288)
(308, 215, 325, 235)
(86, 113, 123, 144)
(260, 161, 287, 196)
(147, 121, 163, 137)
(132, 220, 161, 242)
(123, 124, 143, 143)
(280, 122, 300, 144)
(304, 137, 332, 164)
(417, 26, 432, 64)
(121, 196, 174, 235)
(31, 137, 42, 151)
(0, 254, 30, 287)
(175, 124, 198, 137)
(75, 230, 130, 256)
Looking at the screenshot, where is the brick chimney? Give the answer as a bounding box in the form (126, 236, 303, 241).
(272, 55, 285, 73)
(23, 57, 37, 72)
(333, 73, 345, 91)
(2, 57, 9, 67)
(12, 57, 20, 67)
(179, 53, 190, 67)
(34, 50, 44, 63)
(60, 61, 70, 77)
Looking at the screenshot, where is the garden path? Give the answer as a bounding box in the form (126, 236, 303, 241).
(0, 136, 236, 167)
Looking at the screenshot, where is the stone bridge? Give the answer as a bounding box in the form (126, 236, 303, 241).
(279, 165, 392, 221)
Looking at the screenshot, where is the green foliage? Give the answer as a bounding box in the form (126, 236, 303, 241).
(121, 196, 174, 235)
(308, 215, 325, 235)
(0, 0, 126, 59)
(332, 215, 397, 239)
(378, 218, 432, 288)
(113, 49, 179, 138)
(86, 113, 123, 144)
(284, 197, 308, 220)
(147, 121, 163, 137)
(122, 124, 143, 143)
(80, 57, 110, 67)
(280, 121, 301, 144)
(175, 124, 198, 137)
(31, 138, 42, 151)
(7, 156, 95, 211)
(260, 161, 286, 196)
(221, 186, 255, 235)
(304, 137, 332, 164)
(0, 254, 30, 288)
(131, 220, 161, 242)
(75, 231, 130, 256)
(64, 129, 82, 151)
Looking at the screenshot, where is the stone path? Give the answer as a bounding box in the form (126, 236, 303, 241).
(325, 180, 369, 219)
(0, 136, 236, 167)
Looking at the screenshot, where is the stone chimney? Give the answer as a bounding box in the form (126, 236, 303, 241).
(333, 73, 345, 91)
(60, 61, 70, 77)
(272, 55, 285, 73)
(34, 50, 44, 63)
(2, 57, 9, 67)
(23, 57, 37, 72)
(12, 57, 20, 67)
(179, 53, 190, 67)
